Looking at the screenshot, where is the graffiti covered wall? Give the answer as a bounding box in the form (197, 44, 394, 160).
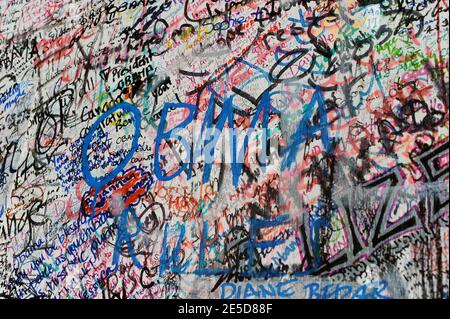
(0, 0, 448, 299)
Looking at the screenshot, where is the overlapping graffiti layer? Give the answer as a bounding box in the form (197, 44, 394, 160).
(0, 0, 448, 299)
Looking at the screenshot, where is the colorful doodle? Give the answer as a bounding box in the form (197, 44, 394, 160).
(0, 0, 448, 299)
